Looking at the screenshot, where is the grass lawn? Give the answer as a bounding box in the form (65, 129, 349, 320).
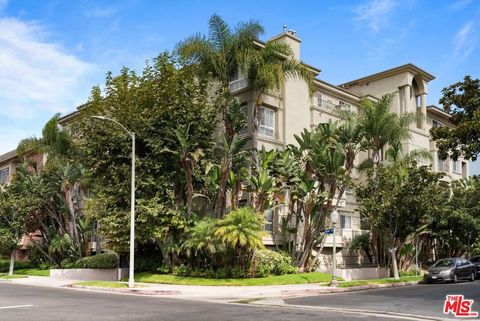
(14, 269, 50, 277)
(76, 281, 131, 288)
(0, 273, 28, 279)
(132, 272, 335, 286)
(337, 275, 423, 288)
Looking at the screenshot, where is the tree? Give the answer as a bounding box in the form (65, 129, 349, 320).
(357, 93, 417, 266)
(430, 75, 480, 161)
(214, 207, 265, 270)
(355, 161, 443, 279)
(77, 53, 217, 256)
(177, 14, 264, 217)
(241, 41, 314, 151)
(0, 187, 25, 275)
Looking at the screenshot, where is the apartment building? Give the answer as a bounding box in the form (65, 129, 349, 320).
(0, 29, 469, 271)
(231, 29, 469, 269)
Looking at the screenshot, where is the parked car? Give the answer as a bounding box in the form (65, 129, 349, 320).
(424, 258, 476, 283)
(470, 256, 480, 277)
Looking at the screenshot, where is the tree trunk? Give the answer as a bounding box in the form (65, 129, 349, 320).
(184, 160, 193, 219)
(214, 157, 229, 218)
(8, 250, 15, 276)
(389, 247, 400, 280)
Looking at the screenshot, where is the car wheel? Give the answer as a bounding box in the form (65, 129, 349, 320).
(470, 272, 475, 282)
(453, 274, 458, 283)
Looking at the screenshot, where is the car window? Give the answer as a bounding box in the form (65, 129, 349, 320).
(433, 259, 455, 267)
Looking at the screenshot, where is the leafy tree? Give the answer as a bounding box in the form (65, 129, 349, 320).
(431, 76, 480, 160)
(76, 53, 218, 256)
(355, 161, 443, 279)
(0, 187, 25, 275)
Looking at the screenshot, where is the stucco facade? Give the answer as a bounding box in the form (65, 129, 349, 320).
(230, 30, 469, 269)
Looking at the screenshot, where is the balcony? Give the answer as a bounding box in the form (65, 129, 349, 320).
(229, 78, 248, 92)
(314, 100, 352, 112)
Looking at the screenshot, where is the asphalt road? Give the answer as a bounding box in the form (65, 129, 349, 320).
(286, 280, 480, 319)
(1, 283, 409, 321)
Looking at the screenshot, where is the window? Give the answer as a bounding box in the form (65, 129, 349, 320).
(259, 107, 275, 137)
(316, 92, 323, 107)
(453, 160, 461, 173)
(264, 209, 273, 232)
(338, 101, 352, 112)
(437, 155, 444, 172)
(432, 120, 442, 128)
(0, 167, 9, 185)
(340, 214, 351, 230)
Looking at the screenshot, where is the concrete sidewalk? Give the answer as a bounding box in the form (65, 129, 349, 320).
(3, 275, 421, 303)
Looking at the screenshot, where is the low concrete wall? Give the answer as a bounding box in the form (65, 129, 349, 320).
(334, 267, 389, 281)
(50, 268, 127, 281)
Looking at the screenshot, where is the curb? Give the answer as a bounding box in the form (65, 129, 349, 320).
(281, 281, 420, 297)
(68, 284, 181, 296)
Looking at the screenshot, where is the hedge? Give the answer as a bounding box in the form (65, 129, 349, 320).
(73, 253, 119, 269)
(0, 260, 35, 272)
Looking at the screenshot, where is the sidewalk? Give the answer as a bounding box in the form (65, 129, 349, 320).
(3, 275, 421, 303)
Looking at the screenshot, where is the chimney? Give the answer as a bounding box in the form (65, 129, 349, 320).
(269, 25, 301, 60)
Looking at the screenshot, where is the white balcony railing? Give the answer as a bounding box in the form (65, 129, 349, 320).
(229, 78, 248, 92)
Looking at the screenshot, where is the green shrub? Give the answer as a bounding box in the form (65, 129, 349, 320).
(74, 253, 118, 269)
(26, 245, 48, 267)
(156, 264, 170, 274)
(172, 264, 191, 276)
(0, 260, 34, 272)
(399, 269, 418, 277)
(253, 249, 296, 276)
(135, 256, 163, 272)
(60, 259, 75, 269)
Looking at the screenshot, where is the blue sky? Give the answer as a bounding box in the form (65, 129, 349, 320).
(1, 0, 479, 173)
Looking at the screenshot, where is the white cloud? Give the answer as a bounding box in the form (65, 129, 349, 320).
(0, 17, 98, 154)
(0, 18, 96, 116)
(453, 21, 477, 61)
(354, 0, 397, 32)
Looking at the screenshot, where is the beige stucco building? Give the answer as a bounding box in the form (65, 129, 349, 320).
(0, 29, 469, 273)
(230, 30, 469, 269)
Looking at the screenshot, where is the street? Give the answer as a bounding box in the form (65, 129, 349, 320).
(286, 280, 480, 319)
(0, 282, 428, 321)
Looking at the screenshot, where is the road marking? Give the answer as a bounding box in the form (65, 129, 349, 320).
(0, 305, 34, 310)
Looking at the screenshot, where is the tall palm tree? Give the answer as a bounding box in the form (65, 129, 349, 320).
(357, 93, 417, 266)
(357, 93, 416, 167)
(177, 16, 263, 217)
(241, 41, 314, 150)
(177, 13, 264, 118)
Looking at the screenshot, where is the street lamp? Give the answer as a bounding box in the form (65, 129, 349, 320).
(92, 116, 136, 288)
(330, 209, 339, 287)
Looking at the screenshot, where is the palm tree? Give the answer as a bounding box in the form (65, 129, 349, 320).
(183, 218, 223, 268)
(357, 93, 416, 167)
(357, 93, 417, 266)
(241, 41, 314, 150)
(163, 124, 204, 218)
(177, 13, 264, 121)
(214, 207, 266, 269)
(17, 113, 72, 158)
(177, 15, 263, 217)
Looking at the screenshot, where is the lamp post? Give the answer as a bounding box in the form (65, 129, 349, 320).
(330, 209, 339, 287)
(92, 116, 136, 288)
